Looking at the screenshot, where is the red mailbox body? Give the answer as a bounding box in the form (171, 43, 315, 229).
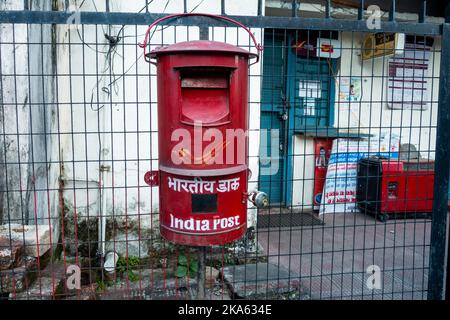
(149, 40, 256, 246)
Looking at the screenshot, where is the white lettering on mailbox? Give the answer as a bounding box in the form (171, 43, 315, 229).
(169, 214, 240, 232)
(168, 177, 240, 193)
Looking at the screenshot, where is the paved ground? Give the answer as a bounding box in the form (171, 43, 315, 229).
(256, 211, 434, 300)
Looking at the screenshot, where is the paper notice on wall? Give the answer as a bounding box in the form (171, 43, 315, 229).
(387, 42, 432, 110)
(319, 133, 399, 215)
(338, 77, 362, 102)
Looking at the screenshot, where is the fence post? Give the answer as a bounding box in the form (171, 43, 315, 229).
(427, 6, 450, 300)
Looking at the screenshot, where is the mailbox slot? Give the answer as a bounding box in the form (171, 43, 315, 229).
(180, 68, 232, 126)
(192, 194, 218, 213)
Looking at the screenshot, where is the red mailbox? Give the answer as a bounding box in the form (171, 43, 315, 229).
(140, 14, 262, 246)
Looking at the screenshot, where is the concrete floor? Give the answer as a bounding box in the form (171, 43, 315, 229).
(257, 211, 433, 300)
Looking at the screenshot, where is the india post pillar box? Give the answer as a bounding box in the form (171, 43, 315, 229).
(141, 14, 261, 246)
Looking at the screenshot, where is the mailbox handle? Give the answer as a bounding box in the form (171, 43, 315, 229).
(138, 13, 262, 66)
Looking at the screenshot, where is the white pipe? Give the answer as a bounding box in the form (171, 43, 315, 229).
(99, 105, 109, 258)
(98, 171, 105, 258)
(101, 177, 107, 257)
(100, 165, 107, 257)
(98, 23, 120, 259)
(98, 50, 111, 259)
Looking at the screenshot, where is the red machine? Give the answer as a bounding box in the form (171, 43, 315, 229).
(141, 14, 263, 246)
(356, 157, 434, 221)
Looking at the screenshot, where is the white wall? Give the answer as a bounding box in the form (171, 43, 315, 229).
(0, 1, 30, 224)
(0, 0, 61, 247)
(336, 32, 439, 159)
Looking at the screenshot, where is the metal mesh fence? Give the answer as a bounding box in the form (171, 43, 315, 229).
(0, 0, 448, 301)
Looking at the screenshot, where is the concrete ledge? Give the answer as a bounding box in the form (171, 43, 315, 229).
(220, 262, 309, 299)
(0, 224, 52, 257)
(0, 237, 23, 270)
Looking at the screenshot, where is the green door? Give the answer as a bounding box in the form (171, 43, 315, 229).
(259, 31, 336, 206)
(288, 49, 334, 129)
(259, 32, 289, 206)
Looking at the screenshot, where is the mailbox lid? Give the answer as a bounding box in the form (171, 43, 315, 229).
(149, 40, 257, 59)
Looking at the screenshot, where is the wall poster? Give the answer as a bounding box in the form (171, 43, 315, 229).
(387, 40, 433, 110)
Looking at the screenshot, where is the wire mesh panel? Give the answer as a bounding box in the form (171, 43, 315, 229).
(0, 0, 448, 301)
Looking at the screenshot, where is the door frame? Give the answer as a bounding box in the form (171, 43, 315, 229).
(284, 33, 337, 207)
(259, 31, 337, 207)
(258, 31, 290, 207)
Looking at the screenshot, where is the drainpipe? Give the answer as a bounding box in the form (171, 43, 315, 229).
(97, 21, 118, 265)
(98, 108, 110, 260)
(100, 165, 110, 258)
(98, 73, 111, 261)
(0, 111, 3, 225)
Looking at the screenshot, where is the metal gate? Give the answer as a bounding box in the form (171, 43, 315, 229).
(0, 0, 449, 300)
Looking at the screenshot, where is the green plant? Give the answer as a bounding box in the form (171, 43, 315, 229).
(115, 255, 141, 282)
(126, 270, 139, 282)
(176, 254, 198, 278)
(96, 278, 114, 292)
(223, 253, 236, 265)
(116, 255, 139, 272)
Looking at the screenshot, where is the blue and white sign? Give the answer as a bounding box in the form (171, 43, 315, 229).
(319, 133, 399, 215)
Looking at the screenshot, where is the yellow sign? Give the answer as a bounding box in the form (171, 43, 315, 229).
(361, 33, 404, 60)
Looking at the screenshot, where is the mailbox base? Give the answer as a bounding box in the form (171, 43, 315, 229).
(158, 170, 248, 246)
(160, 224, 247, 246)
